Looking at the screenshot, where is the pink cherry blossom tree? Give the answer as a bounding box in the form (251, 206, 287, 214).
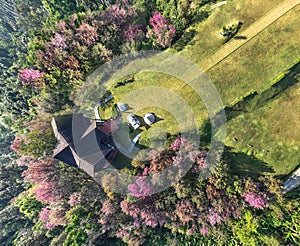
(120, 198, 168, 228)
(76, 23, 98, 47)
(199, 226, 209, 236)
(124, 25, 145, 42)
(147, 11, 176, 48)
(207, 208, 222, 226)
(39, 207, 56, 229)
(18, 69, 44, 85)
(175, 199, 196, 224)
(68, 192, 82, 207)
(39, 206, 67, 229)
(243, 192, 268, 209)
(49, 33, 68, 50)
(128, 176, 153, 198)
(34, 181, 62, 203)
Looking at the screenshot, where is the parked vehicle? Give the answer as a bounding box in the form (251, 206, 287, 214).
(127, 113, 140, 130)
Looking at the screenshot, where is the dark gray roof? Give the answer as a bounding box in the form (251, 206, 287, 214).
(54, 146, 77, 167)
(52, 114, 118, 177)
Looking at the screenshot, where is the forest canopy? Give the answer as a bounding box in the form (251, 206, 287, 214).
(0, 0, 299, 245)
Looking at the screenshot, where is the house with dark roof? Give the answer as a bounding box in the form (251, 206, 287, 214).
(51, 114, 119, 177)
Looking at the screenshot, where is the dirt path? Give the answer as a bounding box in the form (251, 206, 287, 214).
(200, 0, 300, 72)
(210, 1, 227, 10)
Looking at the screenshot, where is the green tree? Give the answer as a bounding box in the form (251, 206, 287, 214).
(15, 193, 43, 221)
(233, 210, 260, 246)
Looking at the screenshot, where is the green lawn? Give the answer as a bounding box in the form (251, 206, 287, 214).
(104, 1, 300, 175)
(207, 5, 300, 105)
(176, 0, 283, 63)
(98, 103, 117, 120)
(110, 72, 207, 146)
(225, 64, 300, 175)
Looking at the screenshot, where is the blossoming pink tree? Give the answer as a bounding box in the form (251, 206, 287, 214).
(243, 192, 268, 209)
(18, 69, 44, 85)
(124, 25, 145, 42)
(68, 192, 82, 207)
(175, 199, 196, 224)
(99, 2, 135, 33)
(76, 23, 98, 47)
(34, 181, 62, 203)
(39, 207, 56, 229)
(147, 11, 176, 48)
(207, 208, 222, 226)
(49, 33, 68, 50)
(39, 206, 67, 229)
(120, 198, 168, 228)
(128, 176, 153, 198)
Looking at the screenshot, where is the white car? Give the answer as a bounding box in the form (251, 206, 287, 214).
(127, 113, 140, 130)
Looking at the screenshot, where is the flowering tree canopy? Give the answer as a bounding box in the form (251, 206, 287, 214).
(175, 199, 196, 224)
(49, 33, 68, 50)
(39, 205, 67, 229)
(147, 11, 176, 48)
(128, 176, 153, 198)
(76, 23, 98, 47)
(68, 192, 82, 207)
(34, 181, 62, 203)
(39, 207, 56, 229)
(18, 69, 44, 85)
(99, 3, 136, 33)
(243, 192, 268, 209)
(124, 25, 145, 42)
(207, 208, 223, 226)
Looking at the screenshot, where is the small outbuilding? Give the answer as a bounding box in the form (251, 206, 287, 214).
(144, 113, 155, 125)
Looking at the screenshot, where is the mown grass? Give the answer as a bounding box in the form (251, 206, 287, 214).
(111, 72, 207, 145)
(207, 5, 300, 105)
(98, 102, 117, 120)
(225, 64, 300, 175)
(176, 0, 283, 63)
(206, 6, 300, 175)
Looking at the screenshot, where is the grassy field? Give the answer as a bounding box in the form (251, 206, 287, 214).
(176, 0, 283, 63)
(207, 5, 300, 105)
(207, 5, 300, 175)
(106, 0, 300, 175)
(225, 63, 300, 175)
(111, 72, 207, 147)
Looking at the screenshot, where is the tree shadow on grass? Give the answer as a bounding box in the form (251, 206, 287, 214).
(219, 61, 300, 122)
(112, 123, 142, 148)
(234, 35, 247, 40)
(123, 104, 133, 111)
(172, 11, 209, 51)
(276, 162, 300, 181)
(193, 11, 210, 25)
(134, 115, 151, 130)
(198, 119, 274, 178)
(199, 118, 212, 148)
(134, 114, 164, 131)
(223, 146, 275, 178)
(154, 114, 164, 123)
(172, 29, 196, 52)
(111, 142, 149, 170)
(111, 152, 132, 169)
